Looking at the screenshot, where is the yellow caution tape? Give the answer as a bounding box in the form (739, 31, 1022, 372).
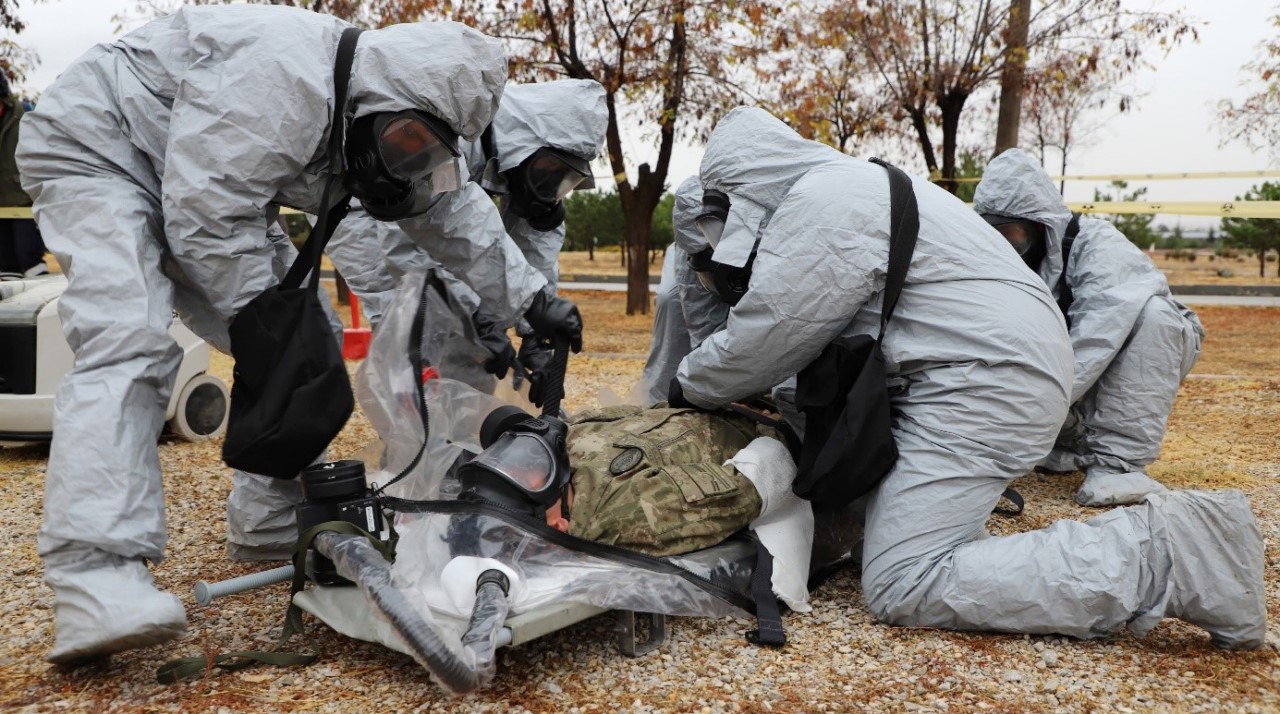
(947, 169, 1280, 183)
(1068, 201, 1280, 219)
(3, 198, 1278, 223)
(0, 206, 308, 218)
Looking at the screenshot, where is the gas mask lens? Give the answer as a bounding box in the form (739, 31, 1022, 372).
(378, 112, 460, 183)
(523, 148, 592, 203)
(694, 214, 727, 247)
(468, 432, 556, 494)
(688, 247, 718, 293)
(696, 189, 732, 248)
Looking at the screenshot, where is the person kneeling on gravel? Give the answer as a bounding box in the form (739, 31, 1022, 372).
(973, 149, 1204, 508)
(665, 107, 1266, 650)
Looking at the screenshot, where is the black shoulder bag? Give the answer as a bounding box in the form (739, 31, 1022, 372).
(222, 28, 363, 480)
(790, 158, 919, 510)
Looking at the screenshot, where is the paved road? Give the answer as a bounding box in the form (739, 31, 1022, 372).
(561, 283, 1280, 307)
(1173, 295, 1280, 307)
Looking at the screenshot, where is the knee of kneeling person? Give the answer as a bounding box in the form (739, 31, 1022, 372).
(1133, 297, 1185, 341)
(860, 563, 924, 626)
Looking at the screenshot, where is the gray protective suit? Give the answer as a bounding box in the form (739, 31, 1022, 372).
(233, 65, 610, 566)
(17, 6, 514, 663)
(675, 108, 1264, 648)
(973, 150, 1205, 507)
(640, 176, 730, 403)
(328, 79, 609, 327)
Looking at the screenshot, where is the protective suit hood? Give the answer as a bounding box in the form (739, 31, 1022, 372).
(486, 80, 608, 172)
(671, 175, 708, 256)
(972, 149, 1072, 297)
(699, 107, 845, 267)
(347, 21, 506, 142)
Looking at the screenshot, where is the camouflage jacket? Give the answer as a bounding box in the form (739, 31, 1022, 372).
(565, 405, 764, 557)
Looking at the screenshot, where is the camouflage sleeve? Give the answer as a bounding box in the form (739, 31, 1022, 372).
(565, 408, 763, 557)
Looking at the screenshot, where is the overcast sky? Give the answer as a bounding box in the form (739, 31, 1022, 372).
(10, 0, 1276, 231)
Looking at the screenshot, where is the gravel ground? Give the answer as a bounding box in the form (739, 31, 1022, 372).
(0, 297, 1276, 713)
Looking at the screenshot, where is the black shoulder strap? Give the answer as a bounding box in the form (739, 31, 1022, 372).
(1056, 212, 1081, 317)
(868, 158, 920, 339)
(480, 124, 497, 163)
(282, 27, 362, 290)
(745, 538, 786, 647)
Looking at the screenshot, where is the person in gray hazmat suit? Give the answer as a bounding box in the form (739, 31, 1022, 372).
(250, 80, 606, 560)
(973, 149, 1205, 507)
(327, 79, 608, 331)
(666, 107, 1266, 649)
(641, 175, 730, 404)
(17, 5, 584, 665)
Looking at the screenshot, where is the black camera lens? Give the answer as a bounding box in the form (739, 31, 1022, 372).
(301, 460, 367, 501)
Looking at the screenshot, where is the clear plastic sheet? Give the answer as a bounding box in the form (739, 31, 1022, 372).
(355, 266, 761, 642)
(392, 511, 753, 621)
(355, 269, 509, 500)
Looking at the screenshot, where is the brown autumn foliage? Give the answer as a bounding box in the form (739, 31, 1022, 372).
(795, 1, 1196, 187)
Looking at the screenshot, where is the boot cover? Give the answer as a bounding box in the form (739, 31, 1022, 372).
(45, 549, 187, 665)
(1075, 469, 1167, 507)
(1128, 490, 1267, 649)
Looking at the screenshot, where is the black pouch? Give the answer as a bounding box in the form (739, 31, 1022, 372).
(221, 28, 363, 479)
(791, 158, 919, 509)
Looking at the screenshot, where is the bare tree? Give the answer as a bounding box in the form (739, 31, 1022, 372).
(814, 0, 1194, 191)
(1218, 12, 1280, 160)
(1022, 50, 1131, 193)
(755, 4, 895, 153)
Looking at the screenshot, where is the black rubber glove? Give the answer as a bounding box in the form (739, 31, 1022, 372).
(472, 310, 517, 379)
(523, 291, 583, 353)
(668, 376, 695, 409)
(517, 336, 556, 407)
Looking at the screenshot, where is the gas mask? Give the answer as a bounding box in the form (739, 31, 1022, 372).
(344, 109, 462, 221)
(689, 246, 755, 307)
(688, 190, 755, 306)
(457, 405, 571, 519)
(503, 147, 593, 231)
(982, 214, 1047, 271)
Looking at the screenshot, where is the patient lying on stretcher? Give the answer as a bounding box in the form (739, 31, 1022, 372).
(543, 405, 793, 558)
(399, 400, 815, 618)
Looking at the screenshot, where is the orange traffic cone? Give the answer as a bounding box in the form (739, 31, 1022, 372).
(342, 294, 372, 360)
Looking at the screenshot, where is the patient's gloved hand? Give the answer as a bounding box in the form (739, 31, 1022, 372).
(473, 310, 517, 379)
(668, 377, 695, 409)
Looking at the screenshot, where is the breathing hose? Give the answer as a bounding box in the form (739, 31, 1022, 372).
(312, 532, 511, 693)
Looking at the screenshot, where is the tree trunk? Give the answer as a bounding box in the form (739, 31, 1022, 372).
(937, 96, 967, 193)
(1260, 251, 1266, 278)
(588, 238, 594, 261)
(907, 107, 939, 179)
(993, 0, 1032, 156)
(1059, 142, 1069, 195)
(621, 163, 664, 315)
